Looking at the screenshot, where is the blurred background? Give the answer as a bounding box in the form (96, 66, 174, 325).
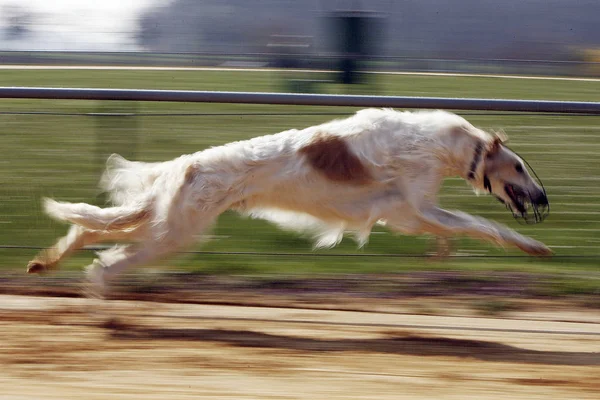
(0, 0, 599, 298)
(1, 0, 600, 75)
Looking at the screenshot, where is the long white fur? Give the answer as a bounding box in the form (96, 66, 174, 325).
(33, 109, 551, 282)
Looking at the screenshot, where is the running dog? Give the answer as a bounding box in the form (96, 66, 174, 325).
(27, 109, 551, 291)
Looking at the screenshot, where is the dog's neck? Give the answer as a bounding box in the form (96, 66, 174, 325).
(441, 128, 489, 182)
(466, 141, 484, 181)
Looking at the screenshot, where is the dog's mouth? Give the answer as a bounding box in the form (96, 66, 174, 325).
(483, 148, 549, 225)
(503, 183, 549, 224)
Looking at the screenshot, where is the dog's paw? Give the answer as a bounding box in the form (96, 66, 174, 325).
(26, 260, 47, 274)
(26, 259, 58, 274)
(516, 238, 553, 257)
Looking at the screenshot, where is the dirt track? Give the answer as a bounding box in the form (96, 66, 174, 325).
(0, 294, 599, 399)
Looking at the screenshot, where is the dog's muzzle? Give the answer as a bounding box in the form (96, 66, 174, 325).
(482, 147, 549, 224)
(504, 184, 549, 224)
(484, 174, 550, 225)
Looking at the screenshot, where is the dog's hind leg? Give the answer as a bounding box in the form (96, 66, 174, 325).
(26, 225, 133, 274)
(84, 244, 159, 295)
(85, 209, 221, 294)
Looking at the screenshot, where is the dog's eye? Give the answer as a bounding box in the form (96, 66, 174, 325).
(515, 163, 524, 173)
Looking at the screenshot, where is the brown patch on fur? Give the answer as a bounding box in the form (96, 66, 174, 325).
(449, 125, 469, 137)
(299, 133, 372, 184)
(184, 164, 198, 185)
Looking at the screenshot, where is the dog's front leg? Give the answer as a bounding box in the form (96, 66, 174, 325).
(417, 207, 552, 256)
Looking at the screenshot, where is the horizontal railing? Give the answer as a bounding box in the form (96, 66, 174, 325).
(1, 87, 600, 114)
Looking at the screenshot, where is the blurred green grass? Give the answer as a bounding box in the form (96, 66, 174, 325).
(0, 69, 599, 282)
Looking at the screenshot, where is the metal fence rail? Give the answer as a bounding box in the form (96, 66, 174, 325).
(2, 87, 600, 114)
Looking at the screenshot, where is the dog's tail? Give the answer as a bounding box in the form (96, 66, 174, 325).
(100, 153, 171, 206)
(43, 198, 150, 231)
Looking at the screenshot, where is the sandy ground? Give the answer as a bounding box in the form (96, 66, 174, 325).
(0, 294, 598, 400)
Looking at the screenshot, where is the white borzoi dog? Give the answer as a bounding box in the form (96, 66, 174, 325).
(27, 109, 551, 292)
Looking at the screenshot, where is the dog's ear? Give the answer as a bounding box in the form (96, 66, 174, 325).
(487, 130, 508, 157)
(492, 129, 508, 143)
(487, 135, 504, 157)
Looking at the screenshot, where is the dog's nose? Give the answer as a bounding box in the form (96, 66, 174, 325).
(534, 191, 548, 206)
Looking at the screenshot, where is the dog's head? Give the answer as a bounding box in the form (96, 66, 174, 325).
(473, 135, 549, 224)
